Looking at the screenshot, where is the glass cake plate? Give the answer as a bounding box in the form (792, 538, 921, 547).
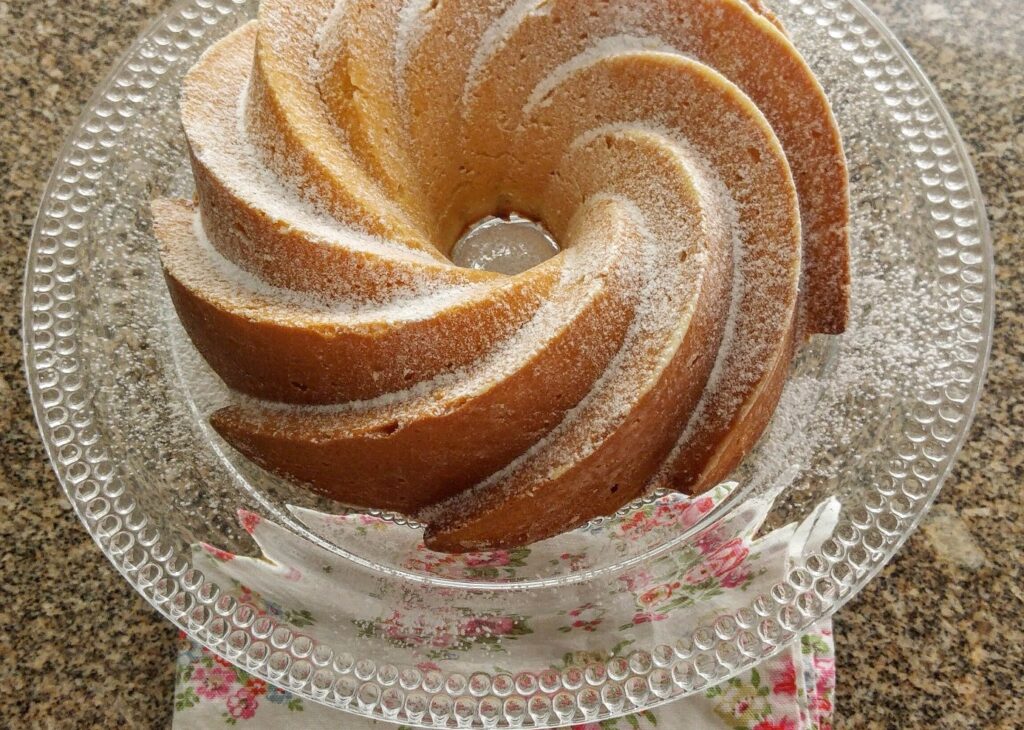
(24, 0, 993, 726)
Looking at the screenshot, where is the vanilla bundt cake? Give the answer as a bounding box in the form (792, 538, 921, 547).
(155, 0, 849, 552)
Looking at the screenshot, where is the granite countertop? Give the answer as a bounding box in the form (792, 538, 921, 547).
(1, 0, 1021, 727)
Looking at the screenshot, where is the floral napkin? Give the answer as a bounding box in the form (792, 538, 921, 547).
(172, 488, 838, 729)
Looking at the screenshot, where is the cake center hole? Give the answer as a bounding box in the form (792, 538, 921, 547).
(451, 214, 560, 275)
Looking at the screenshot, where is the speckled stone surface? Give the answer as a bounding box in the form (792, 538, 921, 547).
(0, 0, 1021, 727)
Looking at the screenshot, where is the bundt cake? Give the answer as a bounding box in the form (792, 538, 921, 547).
(155, 0, 849, 552)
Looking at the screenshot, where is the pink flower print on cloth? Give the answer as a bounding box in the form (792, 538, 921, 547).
(191, 666, 234, 701)
(174, 485, 841, 728)
(686, 537, 750, 585)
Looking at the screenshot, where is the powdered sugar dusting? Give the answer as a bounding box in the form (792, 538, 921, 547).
(178, 210, 485, 324)
(233, 87, 433, 266)
(394, 0, 441, 102)
(523, 35, 677, 116)
(464, 0, 552, 109)
(311, 0, 351, 82)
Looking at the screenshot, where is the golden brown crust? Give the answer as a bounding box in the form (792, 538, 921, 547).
(741, 0, 788, 34)
(510, 53, 803, 500)
(425, 262, 730, 549)
(668, 324, 797, 495)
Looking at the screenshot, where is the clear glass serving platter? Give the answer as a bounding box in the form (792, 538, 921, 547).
(24, 0, 993, 726)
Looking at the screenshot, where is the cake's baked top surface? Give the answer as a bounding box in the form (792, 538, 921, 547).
(156, 0, 849, 551)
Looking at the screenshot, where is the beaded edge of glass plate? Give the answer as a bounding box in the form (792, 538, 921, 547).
(23, 0, 993, 726)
